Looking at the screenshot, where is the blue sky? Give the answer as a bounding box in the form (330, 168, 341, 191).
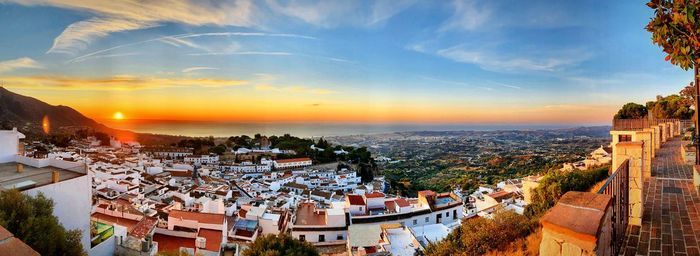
(0, 0, 693, 125)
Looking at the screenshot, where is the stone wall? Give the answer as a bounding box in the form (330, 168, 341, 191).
(539, 192, 612, 256)
(614, 141, 644, 226)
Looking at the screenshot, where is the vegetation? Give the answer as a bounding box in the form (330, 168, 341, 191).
(524, 165, 610, 218)
(646, 0, 700, 125)
(425, 164, 609, 256)
(646, 0, 700, 71)
(647, 94, 694, 119)
(0, 190, 84, 256)
(614, 102, 648, 119)
(242, 234, 318, 256)
(425, 210, 535, 256)
(614, 90, 694, 120)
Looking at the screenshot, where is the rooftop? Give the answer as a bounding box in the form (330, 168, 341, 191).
(294, 203, 326, 226)
(0, 162, 85, 191)
(0, 225, 39, 256)
(169, 210, 225, 225)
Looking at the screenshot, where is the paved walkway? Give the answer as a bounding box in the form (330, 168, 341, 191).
(622, 137, 700, 256)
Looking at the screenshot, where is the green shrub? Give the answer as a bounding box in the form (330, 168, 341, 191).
(524, 165, 609, 218)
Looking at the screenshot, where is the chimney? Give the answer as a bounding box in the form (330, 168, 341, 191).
(16, 164, 23, 173)
(52, 171, 60, 183)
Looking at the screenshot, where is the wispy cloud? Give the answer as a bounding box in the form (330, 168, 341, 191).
(435, 45, 591, 72)
(266, 0, 414, 28)
(255, 84, 335, 94)
(487, 81, 522, 90)
(418, 75, 493, 91)
(46, 17, 157, 54)
(7, 0, 258, 55)
(67, 32, 313, 63)
(158, 36, 209, 52)
(439, 0, 491, 32)
(182, 67, 219, 73)
(188, 51, 293, 56)
(0, 57, 43, 73)
(69, 52, 141, 63)
(2, 75, 248, 90)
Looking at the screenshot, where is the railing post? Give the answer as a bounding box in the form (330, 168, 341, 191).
(614, 141, 644, 226)
(635, 131, 653, 178)
(539, 192, 613, 256)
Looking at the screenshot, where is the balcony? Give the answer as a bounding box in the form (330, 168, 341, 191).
(539, 119, 700, 255)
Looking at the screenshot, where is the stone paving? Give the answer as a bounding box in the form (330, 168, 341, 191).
(621, 137, 700, 256)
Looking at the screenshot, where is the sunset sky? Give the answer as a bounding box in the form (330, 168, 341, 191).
(0, 0, 694, 125)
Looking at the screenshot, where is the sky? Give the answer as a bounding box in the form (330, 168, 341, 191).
(0, 0, 694, 126)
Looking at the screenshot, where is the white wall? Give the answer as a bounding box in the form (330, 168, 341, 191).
(0, 129, 23, 163)
(25, 175, 92, 251)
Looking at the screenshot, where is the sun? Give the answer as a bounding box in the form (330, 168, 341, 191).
(113, 112, 125, 120)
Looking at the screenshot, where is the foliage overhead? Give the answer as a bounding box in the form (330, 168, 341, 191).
(0, 190, 85, 256)
(242, 234, 319, 256)
(646, 0, 700, 70)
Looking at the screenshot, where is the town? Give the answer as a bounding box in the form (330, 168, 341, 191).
(0, 126, 613, 256)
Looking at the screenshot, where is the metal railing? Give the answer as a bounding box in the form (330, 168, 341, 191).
(612, 117, 681, 131)
(597, 159, 629, 255)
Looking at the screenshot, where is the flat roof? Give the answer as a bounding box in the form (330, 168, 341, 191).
(294, 203, 326, 226)
(0, 162, 85, 191)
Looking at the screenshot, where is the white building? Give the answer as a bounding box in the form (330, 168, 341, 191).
(273, 158, 312, 169)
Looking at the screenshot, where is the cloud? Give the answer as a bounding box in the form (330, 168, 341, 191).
(69, 52, 141, 63)
(188, 51, 293, 56)
(439, 0, 491, 32)
(67, 32, 313, 63)
(265, 0, 414, 28)
(158, 36, 210, 52)
(435, 45, 591, 72)
(182, 67, 219, 73)
(47, 17, 157, 54)
(7, 0, 258, 54)
(255, 84, 334, 94)
(1, 75, 248, 90)
(418, 75, 493, 91)
(0, 57, 43, 73)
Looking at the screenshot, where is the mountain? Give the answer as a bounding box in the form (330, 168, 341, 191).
(0, 87, 101, 129)
(0, 87, 185, 144)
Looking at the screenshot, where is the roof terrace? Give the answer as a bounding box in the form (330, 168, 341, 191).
(0, 162, 85, 191)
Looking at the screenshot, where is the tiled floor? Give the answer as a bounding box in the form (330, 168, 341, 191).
(622, 138, 700, 256)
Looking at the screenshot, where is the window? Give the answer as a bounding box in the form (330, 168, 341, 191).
(425, 217, 429, 223)
(446, 211, 450, 217)
(619, 134, 632, 142)
(337, 234, 344, 240)
(453, 210, 458, 220)
(319, 235, 325, 242)
(299, 235, 305, 241)
(413, 219, 417, 225)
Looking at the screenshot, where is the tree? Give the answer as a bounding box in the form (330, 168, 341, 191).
(0, 190, 85, 256)
(242, 234, 318, 256)
(614, 102, 648, 119)
(646, 0, 700, 163)
(646, 94, 694, 119)
(424, 210, 534, 256)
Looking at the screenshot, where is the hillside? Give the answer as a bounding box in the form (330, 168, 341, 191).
(0, 87, 185, 145)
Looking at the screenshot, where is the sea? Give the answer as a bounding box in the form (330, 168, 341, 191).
(99, 119, 595, 138)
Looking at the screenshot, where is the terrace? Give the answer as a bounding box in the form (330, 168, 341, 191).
(0, 161, 85, 191)
(539, 118, 700, 255)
